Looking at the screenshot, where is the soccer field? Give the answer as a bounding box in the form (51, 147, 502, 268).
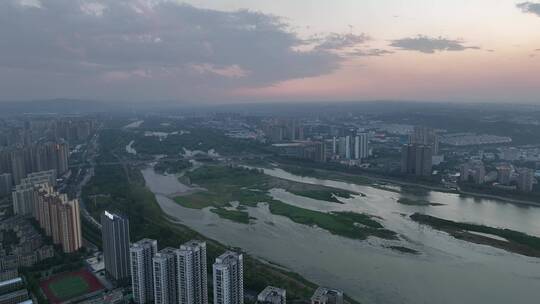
(40, 269, 104, 304)
(48, 275, 90, 300)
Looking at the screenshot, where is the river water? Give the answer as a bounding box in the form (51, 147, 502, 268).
(141, 167, 540, 304)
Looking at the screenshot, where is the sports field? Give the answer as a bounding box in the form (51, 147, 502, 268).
(40, 269, 104, 303)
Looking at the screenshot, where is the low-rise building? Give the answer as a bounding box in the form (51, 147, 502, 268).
(257, 286, 286, 304)
(272, 141, 326, 162)
(310, 287, 343, 304)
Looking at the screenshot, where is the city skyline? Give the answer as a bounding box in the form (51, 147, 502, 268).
(0, 0, 539, 104)
(1, 2, 540, 304)
(1, 108, 540, 304)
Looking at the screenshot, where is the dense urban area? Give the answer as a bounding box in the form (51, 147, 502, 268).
(1, 101, 540, 304)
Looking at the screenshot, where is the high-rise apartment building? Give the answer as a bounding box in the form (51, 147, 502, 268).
(21, 183, 82, 253)
(0, 141, 68, 186)
(410, 126, 439, 155)
(354, 133, 369, 160)
(213, 251, 243, 304)
(401, 144, 432, 177)
(0, 173, 12, 197)
(153, 248, 178, 304)
(460, 161, 485, 184)
(21, 170, 57, 187)
(472, 163, 486, 184)
(517, 168, 535, 192)
(177, 240, 208, 304)
(101, 211, 131, 284)
(497, 165, 512, 185)
(333, 133, 368, 161)
(36, 142, 69, 176)
(344, 136, 351, 160)
(10, 152, 26, 186)
(55, 198, 82, 253)
(35, 184, 55, 234)
(12, 184, 37, 215)
(12, 169, 56, 216)
(0, 150, 12, 176)
(338, 137, 347, 159)
(460, 162, 471, 182)
(130, 239, 158, 304)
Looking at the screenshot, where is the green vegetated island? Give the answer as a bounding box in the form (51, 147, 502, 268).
(175, 165, 397, 241)
(384, 245, 421, 255)
(397, 198, 445, 206)
(410, 213, 540, 257)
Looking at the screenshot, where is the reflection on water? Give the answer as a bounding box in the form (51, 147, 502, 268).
(141, 167, 540, 304)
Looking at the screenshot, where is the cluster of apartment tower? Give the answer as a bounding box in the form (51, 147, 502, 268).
(0, 118, 95, 197)
(10, 170, 82, 253)
(0, 140, 69, 190)
(401, 126, 439, 177)
(100, 211, 244, 304)
(330, 133, 369, 161)
(460, 161, 535, 192)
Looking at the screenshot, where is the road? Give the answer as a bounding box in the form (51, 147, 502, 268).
(75, 132, 102, 230)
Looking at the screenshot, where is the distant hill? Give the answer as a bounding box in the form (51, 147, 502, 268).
(0, 99, 115, 115)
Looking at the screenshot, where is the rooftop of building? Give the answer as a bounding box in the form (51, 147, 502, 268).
(180, 240, 206, 250)
(215, 251, 242, 265)
(131, 238, 157, 247)
(258, 286, 286, 298)
(153, 247, 177, 259)
(102, 210, 127, 221)
(311, 287, 343, 300)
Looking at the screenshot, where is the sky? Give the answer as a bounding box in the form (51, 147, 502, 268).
(1, 0, 539, 104)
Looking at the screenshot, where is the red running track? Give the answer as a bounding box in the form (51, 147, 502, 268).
(39, 268, 104, 304)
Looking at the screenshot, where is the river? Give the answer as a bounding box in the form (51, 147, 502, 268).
(141, 166, 540, 304)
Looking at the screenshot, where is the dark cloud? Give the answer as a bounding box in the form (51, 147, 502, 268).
(312, 33, 370, 51)
(0, 0, 364, 101)
(390, 35, 480, 54)
(348, 48, 394, 57)
(517, 2, 540, 17)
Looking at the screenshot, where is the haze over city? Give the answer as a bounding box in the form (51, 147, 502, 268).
(1, 2, 540, 304)
(1, 0, 540, 103)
